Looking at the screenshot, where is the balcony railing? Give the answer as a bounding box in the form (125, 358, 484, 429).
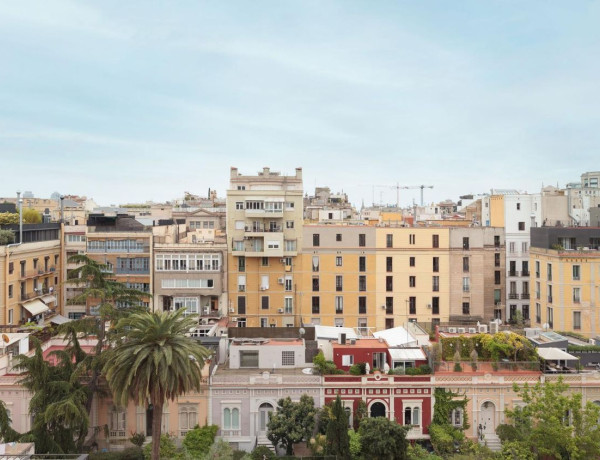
(245, 226, 282, 233)
(522, 270, 530, 276)
(22, 266, 57, 279)
(521, 293, 530, 299)
(20, 287, 52, 301)
(548, 296, 553, 303)
(509, 293, 519, 299)
(508, 270, 519, 277)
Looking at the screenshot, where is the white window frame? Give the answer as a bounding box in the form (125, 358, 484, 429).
(342, 355, 354, 366)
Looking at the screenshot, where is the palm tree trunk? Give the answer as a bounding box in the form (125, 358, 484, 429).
(151, 401, 163, 460)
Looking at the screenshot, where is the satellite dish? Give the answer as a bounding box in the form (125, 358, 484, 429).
(2, 334, 9, 344)
(299, 327, 306, 337)
(542, 323, 550, 331)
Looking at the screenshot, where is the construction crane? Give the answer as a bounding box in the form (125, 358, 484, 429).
(374, 183, 434, 207)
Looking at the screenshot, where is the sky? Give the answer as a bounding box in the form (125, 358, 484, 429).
(0, 1, 598, 207)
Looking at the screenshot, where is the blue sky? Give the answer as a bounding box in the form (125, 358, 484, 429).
(0, 1, 598, 206)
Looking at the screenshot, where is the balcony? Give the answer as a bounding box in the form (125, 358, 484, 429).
(508, 270, 519, 277)
(20, 286, 52, 301)
(244, 225, 282, 234)
(521, 293, 530, 299)
(522, 270, 530, 276)
(573, 298, 581, 304)
(509, 293, 519, 300)
(548, 296, 553, 303)
(21, 266, 57, 280)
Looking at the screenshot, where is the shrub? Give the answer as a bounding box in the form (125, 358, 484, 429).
(89, 448, 144, 460)
(313, 351, 344, 374)
(495, 423, 521, 442)
(349, 364, 362, 375)
(406, 367, 423, 375)
(251, 445, 275, 460)
(388, 367, 405, 375)
(453, 362, 462, 372)
(419, 364, 432, 374)
(128, 432, 146, 447)
(183, 424, 219, 458)
(142, 434, 179, 460)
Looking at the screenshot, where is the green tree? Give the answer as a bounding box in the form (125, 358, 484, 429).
(348, 429, 361, 460)
(325, 395, 350, 459)
(0, 229, 14, 245)
(502, 377, 600, 460)
(0, 212, 19, 225)
(250, 445, 275, 460)
(22, 208, 42, 223)
(0, 400, 19, 442)
(407, 443, 443, 460)
(204, 439, 234, 459)
(358, 417, 409, 460)
(267, 394, 317, 456)
(354, 399, 367, 430)
(103, 309, 210, 460)
(142, 433, 179, 460)
(183, 424, 219, 458)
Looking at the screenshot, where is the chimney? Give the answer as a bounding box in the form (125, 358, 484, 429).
(230, 167, 238, 179)
(295, 167, 303, 180)
(263, 167, 270, 175)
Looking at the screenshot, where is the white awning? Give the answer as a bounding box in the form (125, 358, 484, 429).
(536, 347, 578, 361)
(22, 299, 50, 316)
(50, 315, 72, 325)
(389, 348, 426, 362)
(41, 295, 57, 304)
(373, 327, 417, 347)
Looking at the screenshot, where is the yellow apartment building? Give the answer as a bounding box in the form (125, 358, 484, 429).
(226, 167, 304, 327)
(531, 227, 600, 337)
(375, 227, 451, 330)
(300, 225, 376, 332)
(1, 224, 62, 326)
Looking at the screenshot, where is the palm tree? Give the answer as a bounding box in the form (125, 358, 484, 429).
(103, 309, 210, 460)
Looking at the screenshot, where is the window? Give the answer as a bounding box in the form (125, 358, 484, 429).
(409, 256, 416, 267)
(335, 296, 344, 314)
(179, 405, 198, 435)
(463, 257, 469, 272)
(235, 201, 244, 210)
(312, 256, 319, 272)
(386, 276, 393, 292)
(20, 261, 25, 277)
(385, 297, 393, 314)
(495, 253, 500, 267)
(462, 237, 469, 250)
(494, 235, 500, 247)
(518, 222, 525, 231)
(495, 271, 501, 285)
(260, 317, 268, 328)
(342, 355, 354, 366)
(335, 275, 343, 291)
(359, 233, 366, 247)
(432, 234, 439, 248)
(409, 297, 416, 315)
(239, 351, 258, 368)
(8, 285, 13, 298)
(172, 297, 199, 316)
(573, 311, 581, 329)
(334, 318, 344, 327)
(432, 297, 439, 315)
(432, 276, 439, 292)
(109, 406, 127, 436)
(282, 351, 295, 366)
(547, 263, 552, 281)
(359, 256, 366, 272)
(573, 265, 581, 280)
(522, 242, 528, 253)
(359, 296, 367, 314)
(223, 407, 240, 430)
(522, 261, 529, 276)
(547, 307, 554, 328)
(450, 408, 463, 427)
(433, 257, 439, 273)
(238, 257, 245, 272)
(8, 309, 13, 324)
(286, 220, 294, 229)
(386, 257, 392, 272)
(404, 406, 420, 426)
(237, 296, 246, 314)
(522, 305, 529, 320)
(260, 274, 269, 290)
(336, 256, 343, 266)
(462, 302, 470, 315)
(262, 257, 269, 267)
(261, 296, 269, 310)
(409, 234, 415, 245)
(161, 278, 214, 289)
(548, 284, 553, 303)
(536, 303, 541, 323)
(312, 277, 319, 292)
(535, 261, 540, 278)
(8, 262, 13, 274)
(336, 233, 342, 242)
(516, 203, 521, 210)
(386, 234, 393, 248)
(463, 277, 470, 292)
(284, 297, 293, 314)
(359, 275, 367, 292)
(238, 275, 246, 292)
(312, 297, 320, 314)
(409, 276, 416, 288)
(494, 289, 502, 306)
(284, 277, 293, 292)
(573, 287, 581, 303)
(313, 234, 320, 247)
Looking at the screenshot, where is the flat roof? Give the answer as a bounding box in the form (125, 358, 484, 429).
(333, 338, 388, 349)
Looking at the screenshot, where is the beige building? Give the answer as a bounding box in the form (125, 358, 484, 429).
(226, 167, 304, 327)
(1, 224, 62, 326)
(448, 227, 505, 322)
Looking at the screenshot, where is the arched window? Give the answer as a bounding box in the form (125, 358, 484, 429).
(231, 408, 240, 430)
(413, 407, 420, 426)
(370, 402, 386, 418)
(404, 407, 412, 425)
(179, 405, 198, 436)
(404, 405, 421, 426)
(224, 408, 231, 429)
(109, 406, 126, 437)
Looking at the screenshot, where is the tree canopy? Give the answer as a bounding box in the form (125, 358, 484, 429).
(267, 394, 317, 456)
(325, 395, 350, 459)
(358, 417, 409, 460)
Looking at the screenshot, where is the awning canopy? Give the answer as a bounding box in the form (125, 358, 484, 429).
(41, 295, 57, 304)
(50, 315, 72, 325)
(389, 348, 426, 362)
(536, 347, 578, 361)
(21, 299, 50, 316)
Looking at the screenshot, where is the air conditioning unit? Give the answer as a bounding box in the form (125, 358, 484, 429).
(457, 327, 466, 334)
(78, 250, 85, 255)
(468, 328, 476, 334)
(277, 277, 285, 284)
(260, 286, 267, 291)
(203, 306, 210, 315)
(277, 308, 284, 314)
(478, 324, 488, 333)
(231, 317, 238, 322)
(201, 318, 208, 325)
(229, 307, 235, 313)
(448, 327, 457, 333)
(280, 258, 286, 263)
(489, 321, 499, 333)
(426, 304, 432, 309)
